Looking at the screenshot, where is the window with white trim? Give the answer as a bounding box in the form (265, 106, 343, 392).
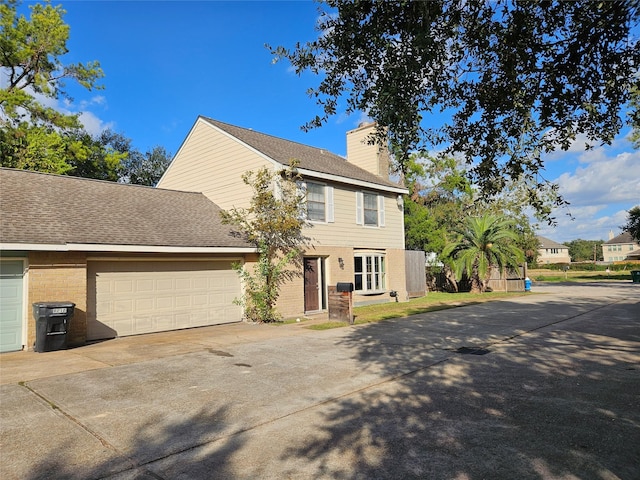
(354, 253, 386, 293)
(356, 191, 385, 227)
(304, 182, 334, 223)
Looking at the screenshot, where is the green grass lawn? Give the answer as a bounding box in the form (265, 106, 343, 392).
(528, 269, 634, 283)
(307, 291, 528, 330)
(280, 269, 638, 331)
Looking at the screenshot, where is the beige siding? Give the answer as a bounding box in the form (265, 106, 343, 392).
(537, 248, 571, 264)
(603, 241, 640, 262)
(346, 123, 389, 179)
(158, 119, 272, 210)
(306, 186, 404, 250)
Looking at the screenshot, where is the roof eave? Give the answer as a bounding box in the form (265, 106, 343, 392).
(297, 168, 408, 194)
(1, 243, 256, 254)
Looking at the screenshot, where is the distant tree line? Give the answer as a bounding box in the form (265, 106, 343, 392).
(563, 239, 605, 263)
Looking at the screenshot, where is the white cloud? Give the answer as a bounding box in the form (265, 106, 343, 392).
(537, 206, 632, 242)
(535, 138, 640, 242)
(554, 150, 640, 207)
(78, 111, 115, 136)
(29, 90, 114, 136)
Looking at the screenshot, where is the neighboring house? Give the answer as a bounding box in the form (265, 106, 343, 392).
(158, 117, 411, 317)
(536, 236, 571, 264)
(602, 231, 640, 263)
(0, 168, 254, 352)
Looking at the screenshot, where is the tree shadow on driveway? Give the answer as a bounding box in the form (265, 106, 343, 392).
(280, 297, 640, 479)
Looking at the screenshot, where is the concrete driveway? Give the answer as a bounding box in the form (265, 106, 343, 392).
(1, 282, 638, 479)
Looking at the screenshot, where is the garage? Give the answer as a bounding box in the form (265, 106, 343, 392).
(87, 260, 242, 341)
(0, 259, 25, 352)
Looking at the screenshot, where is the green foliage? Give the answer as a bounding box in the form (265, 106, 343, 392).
(231, 241, 300, 323)
(403, 154, 474, 256)
(621, 206, 640, 242)
(442, 214, 525, 293)
(563, 239, 605, 262)
(0, 0, 105, 174)
(122, 145, 172, 186)
(272, 0, 639, 221)
(64, 129, 128, 181)
(630, 85, 640, 149)
(403, 152, 538, 268)
(220, 162, 308, 322)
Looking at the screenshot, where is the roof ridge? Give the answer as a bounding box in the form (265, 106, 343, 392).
(200, 116, 345, 159)
(0, 167, 205, 197)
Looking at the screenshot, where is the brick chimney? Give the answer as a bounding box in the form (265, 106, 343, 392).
(346, 122, 390, 180)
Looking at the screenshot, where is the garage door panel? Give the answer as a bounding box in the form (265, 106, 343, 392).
(115, 280, 134, 293)
(137, 279, 154, 292)
(88, 261, 242, 340)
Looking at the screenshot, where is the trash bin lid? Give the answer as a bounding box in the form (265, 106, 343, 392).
(32, 302, 76, 308)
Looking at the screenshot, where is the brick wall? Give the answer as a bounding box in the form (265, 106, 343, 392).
(28, 252, 88, 348)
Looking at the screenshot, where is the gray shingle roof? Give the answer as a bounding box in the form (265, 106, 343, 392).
(537, 236, 566, 249)
(0, 168, 250, 249)
(201, 117, 405, 191)
(604, 232, 635, 244)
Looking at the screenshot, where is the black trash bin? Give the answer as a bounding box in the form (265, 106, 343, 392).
(32, 302, 75, 352)
(631, 271, 640, 284)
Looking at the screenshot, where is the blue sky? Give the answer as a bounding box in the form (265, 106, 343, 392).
(21, 0, 640, 243)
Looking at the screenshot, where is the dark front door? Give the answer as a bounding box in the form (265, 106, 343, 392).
(304, 258, 319, 312)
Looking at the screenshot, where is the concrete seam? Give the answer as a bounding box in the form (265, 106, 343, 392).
(17, 382, 166, 480)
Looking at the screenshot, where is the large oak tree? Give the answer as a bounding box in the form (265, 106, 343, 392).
(272, 0, 640, 218)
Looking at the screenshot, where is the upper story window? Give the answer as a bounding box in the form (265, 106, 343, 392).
(304, 182, 334, 223)
(307, 182, 325, 221)
(356, 191, 385, 227)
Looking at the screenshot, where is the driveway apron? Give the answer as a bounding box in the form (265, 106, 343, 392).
(1, 282, 638, 479)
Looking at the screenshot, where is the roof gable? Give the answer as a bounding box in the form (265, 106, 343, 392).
(0, 168, 250, 250)
(200, 117, 406, 193)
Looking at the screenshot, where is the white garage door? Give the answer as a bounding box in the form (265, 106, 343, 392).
(88, 261, 242, 340)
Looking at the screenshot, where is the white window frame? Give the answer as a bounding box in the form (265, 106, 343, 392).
(302, 182, 334, 223)
(356, 191, 385, 227)
(354, 252, 386, 294)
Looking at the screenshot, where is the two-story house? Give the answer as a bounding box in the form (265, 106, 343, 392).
(536, 236, 571, 264)
(157, 117, 410, 317)
(602, 231, 640, 262)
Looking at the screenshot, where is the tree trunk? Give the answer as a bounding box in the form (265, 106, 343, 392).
(470, 263, 484, 294)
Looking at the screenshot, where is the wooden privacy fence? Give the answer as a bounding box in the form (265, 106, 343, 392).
(405, 250, 427, 298)
(486, 266, 525, 292)
(427, 265, 525, 292)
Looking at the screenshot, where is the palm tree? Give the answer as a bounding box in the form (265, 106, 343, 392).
(442, 214, 525, 293)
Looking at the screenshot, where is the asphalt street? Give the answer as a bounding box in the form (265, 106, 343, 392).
(1, 282, 638, 479)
